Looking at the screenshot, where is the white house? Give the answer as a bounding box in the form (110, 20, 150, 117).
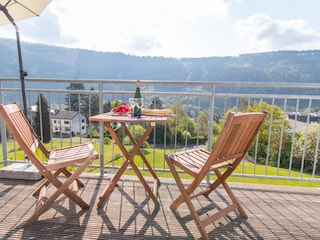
(51, 111, 87, 136)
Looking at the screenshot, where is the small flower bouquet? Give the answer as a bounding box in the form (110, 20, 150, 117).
(111, 99, 130, 114)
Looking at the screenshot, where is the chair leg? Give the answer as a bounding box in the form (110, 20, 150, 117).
(25, 159, 94, 226)
(32, 170, 62, 196)
(209, 169, 248, 219)
(165, 156, 197, 209)
(166, 158, 210, 240)
(25, 177, 90, 226)
(57, 161, 93, 209)
(33, 168, 85, 197)
(61, 168, 85, 189)
(221, 180, 248, 218)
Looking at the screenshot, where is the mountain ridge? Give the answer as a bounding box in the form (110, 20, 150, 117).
(1, 37, 320, 83)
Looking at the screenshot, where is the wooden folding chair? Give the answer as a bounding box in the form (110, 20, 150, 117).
(0, 103, 99, 226)
(165, 111, 267, 239)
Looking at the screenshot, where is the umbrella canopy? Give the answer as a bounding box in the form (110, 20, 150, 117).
(0, 0, 52, 116)
(0, 0, 52, 26)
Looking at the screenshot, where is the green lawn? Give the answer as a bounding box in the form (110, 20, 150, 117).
(1, 140, 319, 188)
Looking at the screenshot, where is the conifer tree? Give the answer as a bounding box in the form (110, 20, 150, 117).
(65, 83, 85, 112)
(34, 93, 51, 143)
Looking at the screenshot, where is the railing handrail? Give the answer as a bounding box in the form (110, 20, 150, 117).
(0, 77, 319, 182)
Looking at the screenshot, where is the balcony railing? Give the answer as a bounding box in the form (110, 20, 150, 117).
(0, 77, 319, 182)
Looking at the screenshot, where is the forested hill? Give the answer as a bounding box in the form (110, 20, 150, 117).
(1, 37, 320, 83)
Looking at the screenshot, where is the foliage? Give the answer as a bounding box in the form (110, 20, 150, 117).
(212, 101, 292, 168)
(60, 86, 319, 174)
(147, 97, 169, 144)
(123, 124, 145, 143)
(104, 136, 112, 144)
(87, 100, 111, 130)
(149, 97, 163, 109)
(103, 101, 112, 113)
(293, 123, 319, 173)
(86, 124, 99, 139)
(111, 99, 129, 114)
(87, 86, 100, 117)
(4, 37, 320, 90)
(65, 83, 85, 112)
(65, 84, 99, 120)
(247, 101, 292, 165)
(33, 94, 51, 143)
(195, 110, 209, 139)
(1, 138, 318, 187)
(149, 123, 169, 144)
(167, 101, 196, 145)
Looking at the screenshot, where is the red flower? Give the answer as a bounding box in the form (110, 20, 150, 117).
(114, 102, 129, 114)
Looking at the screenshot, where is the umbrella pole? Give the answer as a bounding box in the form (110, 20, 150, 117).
(14, 24, 28, 117)
(0, 5, 28, 117)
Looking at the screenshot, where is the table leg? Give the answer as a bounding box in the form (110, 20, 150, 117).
(97, 159, 130, 208)
(123, 123, 161, 186)
(122, 123, 160, 205)
(97, 122, 129, 208)
(97, 122, 160, 208)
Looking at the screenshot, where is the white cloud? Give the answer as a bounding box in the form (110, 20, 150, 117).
(233, 13, 320, 53)
(45, 0, 232, 57)
(3, 0, 319, 57)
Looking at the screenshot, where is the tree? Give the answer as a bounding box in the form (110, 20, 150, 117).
(34, 94, 51, 143)
(195, 110, 209, 139)
(123, 125, 148, 147)
(148, 97, 167, 144)
(168, 101, 195, 145)
(103, 101, 112, 113)
(149, 97, 163, 109)
(65, 83, 85, 112)
(82, 86, 99, 119)
(212, 101, 292, 166)
(65, 84, 100, 121)
(293, 123, 319, 173)
(248, 101, 292, 165)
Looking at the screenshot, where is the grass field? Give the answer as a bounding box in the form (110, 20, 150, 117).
(1, 140, 319, 188)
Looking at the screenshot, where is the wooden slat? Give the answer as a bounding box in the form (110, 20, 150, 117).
(0, 103, 99, 226)
(89, 112, 168, 123)
(201, 203, 238, 227)
(165, 111, 267, 240)
(1, 176, 319, 239)
(36, 186, 47, 212)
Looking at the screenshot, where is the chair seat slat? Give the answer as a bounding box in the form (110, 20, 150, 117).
(165, 111, 267, 240)
(0, 103, 99, 226)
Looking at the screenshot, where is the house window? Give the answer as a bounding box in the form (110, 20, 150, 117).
(64, 120, 70, 124)
(65, 127, 70, 132)
(53, 120, 57, 124)
(82, 126, 85, 130)
(82, 119, 85, 123)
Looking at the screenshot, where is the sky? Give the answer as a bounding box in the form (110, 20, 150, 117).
(1, 0, 320, 58)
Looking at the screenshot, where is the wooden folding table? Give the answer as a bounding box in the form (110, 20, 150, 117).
(89, 112, 168, 207)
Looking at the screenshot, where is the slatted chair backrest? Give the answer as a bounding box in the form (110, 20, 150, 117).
(0, 103, 50, 172)
(200, 111, 267, 176)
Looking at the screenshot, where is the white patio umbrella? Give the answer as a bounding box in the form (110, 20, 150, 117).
(0, 0, 52, 116)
